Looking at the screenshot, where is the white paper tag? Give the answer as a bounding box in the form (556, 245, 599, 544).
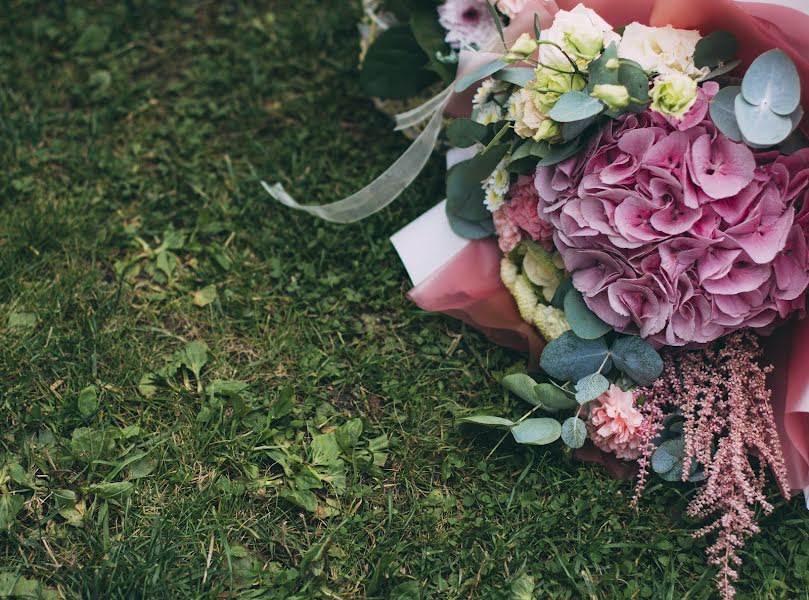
(390, 200, 470, 287)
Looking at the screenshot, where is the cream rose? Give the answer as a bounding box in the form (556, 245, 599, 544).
(618, 23, 709, 79)
(539, 4, 620, 69)
(514, 89, 559, 141)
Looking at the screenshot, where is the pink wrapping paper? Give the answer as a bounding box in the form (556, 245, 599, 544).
(408, 0, 809, 488)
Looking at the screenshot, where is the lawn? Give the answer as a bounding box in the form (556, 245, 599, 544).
(1, 2, 809, 599)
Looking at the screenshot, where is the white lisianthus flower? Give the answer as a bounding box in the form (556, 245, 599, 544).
(539, 4, 620, 69)
(495, 0, 532, 19)
(473, 102, 503, 125)
(618, 23, 709, 79)
(650, 72, 698, 118)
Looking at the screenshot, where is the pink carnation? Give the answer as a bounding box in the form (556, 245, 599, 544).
(502, 176, 555, 251)
(588, 385, 644, 461)
(534, 96, 809, 346)
(493, 208, 522, 253)
(438, 0, 497, 49)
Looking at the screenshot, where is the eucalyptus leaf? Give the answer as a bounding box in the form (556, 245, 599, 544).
(548, 91, 604, 123)
(551, 277, 574, 309)
(735, 93, 794, 147)
(540, 331, 611, 383)
(563, 288, 611, 340)
(410, 7, 457, 83)
(586, 42, 619, 88)
(501, 373, 541, 406)
(533, 14, 541, 40)
(561, 417, 587, 449)
(486, 0, 506, 47)
(446, 119, 489, 148)
(494, 67, 535, 87)
(511, 139, 549, 161)
(741, 49, 800, 116)
(618, 60, 650, 104)
(709, 85, 743, 141)
(455, 59, 508, 93)
(510, 418, 562, 445)
(534, 383, 578, 411)
(561, 115, 596, 142)
(703, 59, 741, 81)
(574, 373, 610, 404)
(694, 30, 737, 68)
(609, 335, 663, 386)
(360, 25, 441, 99)
(537, 138, 584, 167)
(459, 415, 515, 429)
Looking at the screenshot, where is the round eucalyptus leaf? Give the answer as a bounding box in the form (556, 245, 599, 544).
(694, 30, 738, 68)
(574, 373, 610, 404)
(501, 373, 541, 406)
(563, 288, 612, 340)
(510, 418, 562, 445)
(458, 415, 514, 429)
(609, 335, 663, 386)
(455, 59, 507, 93)
(735, 93, 794, 147)
(709, 86, 743, 142)
(741, 49, 800, 116)
(534, 383, 578, 411)
(540, 331, 611, 383)
(493, 67, 535, 88)
(561, 417, 587, 449)
(548, 91, 604, 123)
(446, 119, 489, 149)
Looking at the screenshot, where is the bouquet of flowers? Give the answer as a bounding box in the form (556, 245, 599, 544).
(266, 1, 809, 597)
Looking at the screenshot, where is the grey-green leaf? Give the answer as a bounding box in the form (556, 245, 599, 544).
(446, 119, 489, 148)
(735, 93, 795, 146)
(561, 417, 588, 449)
(574, 373, 610, 404)
(459, 415, 515, 429)
(709, 85, 743, 141)
(609, 336, 663, 386)
(741, 49, 800, 116)
(534, 383, 578, 411)
(502, 373, 541, 406)
(494, 67, 535, 87)
(455, 59, 508, 92)
(548, 91, 604, 123)
(563, 288, 612, 340)
(694, 30, 737, 69)
(540, 331, 611, 383)
(510, 418, 562, 445)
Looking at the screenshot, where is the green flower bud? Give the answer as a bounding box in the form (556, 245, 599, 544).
(591, 83, 631, 111)
(650, 73, 698, 119)
(504, 33, 538, 62)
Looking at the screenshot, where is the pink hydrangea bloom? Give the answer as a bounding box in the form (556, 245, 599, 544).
(502, 176, 555, 251)
(588, 385, 644, 461)
(534, 96, 809, 346)
(438, 0, 497, 49)
(493, 208, 522, 253)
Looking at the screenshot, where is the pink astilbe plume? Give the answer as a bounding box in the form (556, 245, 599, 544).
(632, 332, 790, 600)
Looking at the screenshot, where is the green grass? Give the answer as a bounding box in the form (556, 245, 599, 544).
(1, 2, 808, 599)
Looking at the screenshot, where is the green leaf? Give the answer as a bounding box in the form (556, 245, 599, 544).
(617, 60, 650, 104)
(137, 372, 158, 399)
(586, 42, 619, 89)
(390, 581, 422, 600)
(73, 24, 111, 54)
(485, 1, 506, 48)
(574, 373, 610, 404)
(694, 30, 738, 69)
(360, 25, 440, 99)
(446, 119, 489, 148)
(458, 415, 514, 428)
(540, 331, 611, 383)
(87, 481, 134, 499)
(279, 488, 318, 512)
(511, 573, 536, 600)
(501, 373, 541, 406)
(494, 67, 535, 87)
(561, 417, 587, 449)
(534, 383, 578, 411)
(609, 335, 663, 386)
(7, 311, 37, 330)
(70, 427, 118, 463)
(335, 418, 363, 454)
(533, 14, 542, 40)
(77, 385, 99, 418)
(709, 86, 743, 142)
(445, 146, 509, 240)
(548, 91, 604, 123)
(537, 138, 584, 167)
(741, 49, 801, 116)
(651, 438, 681, 475)
(512, 139, 549, 161)
(455, 59, 508, 93)
(561, 115, 596, 142)
(183, 340, 208, 390)
(310, 432, 342, 466)
(192, 284, 218, 307)
(551, 277, 574, 309)
(703, 58, 741, 81)
(563, 288, 611, 340)
(510, 418, 562, 445)
(0, 494, 24, 531)
(410, 8, 457, 83)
